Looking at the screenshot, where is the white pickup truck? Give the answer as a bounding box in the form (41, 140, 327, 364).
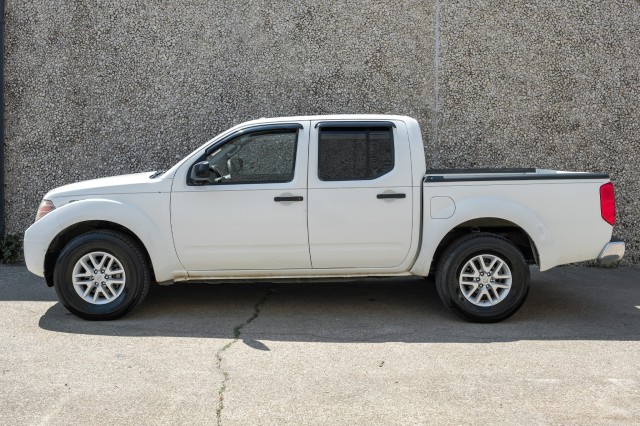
(24, 115, 624, 322)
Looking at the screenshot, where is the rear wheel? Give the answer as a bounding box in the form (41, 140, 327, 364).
(435, 233, 530, 322)
(54, 230, 151, 320)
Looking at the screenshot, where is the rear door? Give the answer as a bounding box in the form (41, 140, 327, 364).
(307, 120, 414, 269)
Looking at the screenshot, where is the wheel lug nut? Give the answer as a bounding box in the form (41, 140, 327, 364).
(101, 269, 105, 273)
(94, 270, 98, 274)
(90, 276, 94, 280)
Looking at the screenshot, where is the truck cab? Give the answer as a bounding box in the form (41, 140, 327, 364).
(170, 116, 425, 275)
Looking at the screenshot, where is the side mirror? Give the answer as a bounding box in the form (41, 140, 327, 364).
(190, 161, 211, 184)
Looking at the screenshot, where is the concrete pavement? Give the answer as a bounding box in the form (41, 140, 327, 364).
(1, 265, 639, 425)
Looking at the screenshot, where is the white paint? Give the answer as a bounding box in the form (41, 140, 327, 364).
(170, 121, 312, 271)
(23, 115, 616, 284)
(411, 178, 613, 275)
(306, 119, 414, 268)
(430, 196, 455, 219)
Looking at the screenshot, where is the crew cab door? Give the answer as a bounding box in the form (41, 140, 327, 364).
(171, 122, 311, 271)
(307, 120, 414, 268)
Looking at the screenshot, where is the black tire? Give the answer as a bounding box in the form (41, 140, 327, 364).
(53, 230, 151, 320)
(435, 233, 530, 323)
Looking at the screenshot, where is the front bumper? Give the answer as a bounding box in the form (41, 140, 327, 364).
(23, 235, 48, 277)
(597, 240, 625, 265)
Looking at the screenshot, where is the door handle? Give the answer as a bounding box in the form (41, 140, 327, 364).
(274, 196, 304, 202)
(377, 193, 406, 199)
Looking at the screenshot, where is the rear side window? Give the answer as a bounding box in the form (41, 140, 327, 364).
(318, 127, 394, 181)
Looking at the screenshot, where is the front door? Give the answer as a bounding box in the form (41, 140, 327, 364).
(171, 123, 311, 271)
(307, 120, 414, 269)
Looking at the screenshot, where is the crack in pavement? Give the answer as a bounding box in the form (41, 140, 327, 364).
(215, 285, 275, 426)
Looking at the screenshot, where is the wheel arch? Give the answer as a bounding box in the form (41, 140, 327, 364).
(36, 197, 186, 285)
(44, 220, 154, 287)
(411, 196, 552, 276)
(429, 218, 539, 275)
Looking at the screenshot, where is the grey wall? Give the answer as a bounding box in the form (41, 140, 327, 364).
(4, 1, 639, 265)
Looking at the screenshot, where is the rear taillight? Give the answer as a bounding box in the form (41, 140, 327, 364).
(599, 182, 615, 226)
(35, 200, 55, 222)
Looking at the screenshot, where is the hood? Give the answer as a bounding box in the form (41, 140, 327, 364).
(45, 171, 172, 199)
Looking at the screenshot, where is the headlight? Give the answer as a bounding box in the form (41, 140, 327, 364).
(35, 200, 55, 222)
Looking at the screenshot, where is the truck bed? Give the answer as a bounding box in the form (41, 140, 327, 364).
(412, 168, 613, 275)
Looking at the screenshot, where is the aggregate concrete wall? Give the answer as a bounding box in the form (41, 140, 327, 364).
(3, 1, 639, 265)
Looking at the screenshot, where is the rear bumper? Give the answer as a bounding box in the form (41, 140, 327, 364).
(597, 240, 625, 265)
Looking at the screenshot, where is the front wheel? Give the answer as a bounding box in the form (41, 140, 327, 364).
(53, 230, 151, 320)
(435, 233, 530, 323)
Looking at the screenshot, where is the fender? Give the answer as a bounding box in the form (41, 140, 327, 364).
(30, 197, 187, 282)
(410, 195, 553, 276)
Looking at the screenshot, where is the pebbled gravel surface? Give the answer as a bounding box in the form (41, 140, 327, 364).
(4, 1, 639, 264)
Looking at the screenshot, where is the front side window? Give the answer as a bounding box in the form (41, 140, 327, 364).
(204, 129, 298, 184)
(318, 127, 394, 181)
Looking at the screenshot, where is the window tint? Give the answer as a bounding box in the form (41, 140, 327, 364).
(318, 128, 394, 181)
(205, 130, 298, 184)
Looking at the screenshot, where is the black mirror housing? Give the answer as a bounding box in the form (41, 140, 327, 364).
(190, 161, 211, 183)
